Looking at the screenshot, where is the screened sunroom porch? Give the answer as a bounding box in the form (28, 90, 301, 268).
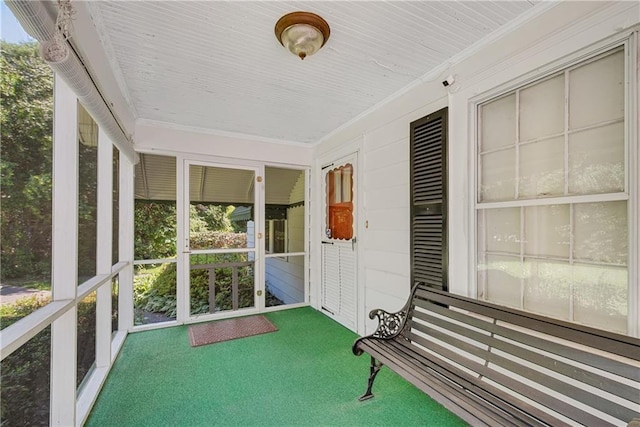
(1, 1, 640, 426)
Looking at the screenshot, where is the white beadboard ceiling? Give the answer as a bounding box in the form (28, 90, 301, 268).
(84, 1, 540, 144)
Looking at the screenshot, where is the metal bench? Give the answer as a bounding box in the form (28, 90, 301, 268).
(352, 283, 640, 427)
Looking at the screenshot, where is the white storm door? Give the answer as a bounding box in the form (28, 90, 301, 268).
(184, 161, 259, 319)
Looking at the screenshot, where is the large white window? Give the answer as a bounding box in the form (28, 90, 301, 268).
(476, 45, 634, 335)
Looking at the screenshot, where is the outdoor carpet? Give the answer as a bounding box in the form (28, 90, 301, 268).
(188, 315, 278, 347)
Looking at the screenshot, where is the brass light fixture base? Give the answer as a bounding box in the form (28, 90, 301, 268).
(275, 11, 330, 60)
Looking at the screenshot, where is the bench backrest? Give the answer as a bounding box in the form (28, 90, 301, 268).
(405, 284, 640, 426)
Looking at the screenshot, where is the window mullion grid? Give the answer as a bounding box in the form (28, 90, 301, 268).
(480, 210, 488, 301)
(519, 207, 525, 310)
(624, 37, 637, 337)
(564, 70, 570, 196)
(477, 108, 483, 204)
(476, 109, 487, 301)
(515, 90, 521, 201)
(569, 203, 575, 322)
(564, 69, 573, 323)
(515, 90, 525, 309)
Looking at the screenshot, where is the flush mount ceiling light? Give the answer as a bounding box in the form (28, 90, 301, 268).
(275, 11, 330, 60)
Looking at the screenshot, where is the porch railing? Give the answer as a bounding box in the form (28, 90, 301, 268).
(190, 262, 253, 312)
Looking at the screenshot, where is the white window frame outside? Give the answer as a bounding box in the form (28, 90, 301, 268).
(472, 36, 638, 337)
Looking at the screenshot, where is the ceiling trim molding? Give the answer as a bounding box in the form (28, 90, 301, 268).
(136, 118, 309, 148)
(315, 1, 560, 146)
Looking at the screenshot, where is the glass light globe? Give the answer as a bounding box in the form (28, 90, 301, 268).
(280, 23, 325, 60)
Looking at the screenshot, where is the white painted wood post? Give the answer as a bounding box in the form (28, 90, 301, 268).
(95, 128, 113, 368)
(176, 157, 187, 322)
(50, 74, 79, 427)
(118, 151, 135, 331)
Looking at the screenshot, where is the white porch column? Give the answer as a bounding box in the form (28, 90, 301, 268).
(118, 152, 135, 331)
(50, 74, 78, 426)
(95, 128, 113, 367)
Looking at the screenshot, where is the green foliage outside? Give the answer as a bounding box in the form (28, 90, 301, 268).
(190, 204, 234, 234)
(0, 294, 104, 426)
(1, 41, 53, 282)
(0, 297, 50, 426)
(1, 41, 98, 283)
(134, 201, 177, 259)
(133, 230, 255, 320)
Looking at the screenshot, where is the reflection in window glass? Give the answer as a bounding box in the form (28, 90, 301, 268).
(573, 264, 627, 333)
(519, 74, 564, 141)
(573, 202, 627, 264)
(266, 219, 287, 253)
(477, 46, 629, 335)
(523, 260, 571, 320)
(326, 164, 353, 240)
(479, 93, 515, 152)
(519, 138, 564, 198)
(77, 291, 97, 388)
(1, 40, 54, 329)
(0, 326, 51, 426)
(78, 103, 98, 283)
(479, 149, 515, 202)
(481, 255, 522, 308)
(568, 123, 624, 195)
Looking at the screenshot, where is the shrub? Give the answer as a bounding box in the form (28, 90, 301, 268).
(189, 231, 246, 250)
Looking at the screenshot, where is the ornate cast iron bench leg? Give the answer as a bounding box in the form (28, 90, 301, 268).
(359, 356, 383, 401)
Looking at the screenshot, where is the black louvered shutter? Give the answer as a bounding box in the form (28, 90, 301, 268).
(410, 108, 448, 291)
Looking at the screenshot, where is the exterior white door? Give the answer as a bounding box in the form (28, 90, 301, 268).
(320, 153, 357, 330)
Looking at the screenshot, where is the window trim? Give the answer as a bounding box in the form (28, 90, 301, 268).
(471, 36, 638, 336)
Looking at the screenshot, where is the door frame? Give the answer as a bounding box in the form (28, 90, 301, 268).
(176, 158, 312, 324)
(180, 159, 263, 323)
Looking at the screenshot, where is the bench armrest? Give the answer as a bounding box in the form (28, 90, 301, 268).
(352, 307, 409, 355)
(352, 283, 425, 356)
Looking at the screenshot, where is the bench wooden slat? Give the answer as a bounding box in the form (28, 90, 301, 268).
(359, 339, 537, 427)
(353, 284, 640, 427)
(414, 286, 640, 361)
(412, 302, 640, 405)
(404, 330, 615, 427)
(414, 297, 640, 383)
(382, 339, 563, 427)
(408, 320, 637, 423)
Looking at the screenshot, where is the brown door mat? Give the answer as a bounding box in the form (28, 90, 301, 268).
(188, 315, 278, 347)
